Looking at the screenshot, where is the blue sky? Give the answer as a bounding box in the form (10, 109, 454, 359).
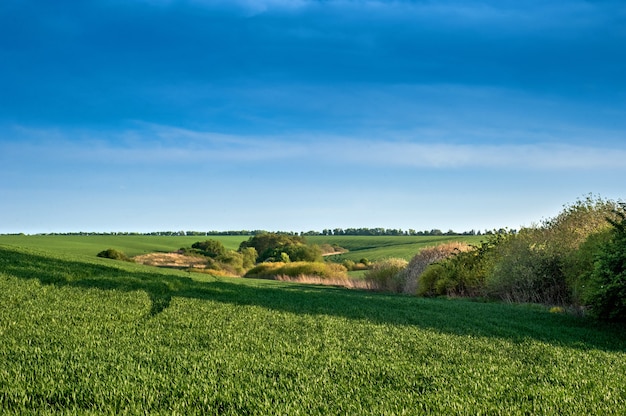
(1, 0, 625, 234)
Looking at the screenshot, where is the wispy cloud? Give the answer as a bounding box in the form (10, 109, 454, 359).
(3, 124, 625, 171)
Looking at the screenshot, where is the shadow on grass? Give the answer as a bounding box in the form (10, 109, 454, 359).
(2, 246, 625, 351)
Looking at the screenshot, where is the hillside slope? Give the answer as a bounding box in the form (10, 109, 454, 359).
(1, 245, 625, 414)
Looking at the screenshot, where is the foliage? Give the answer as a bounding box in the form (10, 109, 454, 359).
(239, 247, 258, 269)
(1, 246, 626, 414)
(417, 234, 506, 297)
(244, 261, 347, 280)
(401, 242, 471, 295)
(239, 232, 305, 259)
(486, 229, 570, 305)
(484, 196, 618, 306)
(262, 243, 323, 263)
(567, 229, 612, 303)
(341, 259, 369, 271)
(413, 196, 622, 313)
(238, 232, 322, 262)
(585, 204, 626, 322)
(190, 239, 226, 258)
(96, 248, 132, 262)
(364, 258, 408, 292)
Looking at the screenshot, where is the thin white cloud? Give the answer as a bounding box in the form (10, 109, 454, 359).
(3, 124, 626, 171)
(331, 140, 626, 170)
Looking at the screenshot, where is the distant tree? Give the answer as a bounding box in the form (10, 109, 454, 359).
(239, 233, 319, 262)
(191, 240, 226, 258)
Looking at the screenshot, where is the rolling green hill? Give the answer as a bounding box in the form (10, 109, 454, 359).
(0, 234, 248, 258)
(0, 234, 483, 263)
(307, 235, 483, 261)
(1, 244, 625, 414)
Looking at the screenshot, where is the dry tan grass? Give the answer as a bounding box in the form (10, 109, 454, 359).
(275, 274, 374, 290)
(133, 253, 209, 269)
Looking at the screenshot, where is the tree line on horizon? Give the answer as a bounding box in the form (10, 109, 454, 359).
(7, 228, 492, 237)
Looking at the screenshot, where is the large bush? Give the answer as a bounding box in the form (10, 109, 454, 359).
(417, 248, 493, 298)
(97, 248, 132, 262)
(364, 258, 408, 292)
(416, 234, 505, 297)
(238, 233, 322, 262)
(567, 229, 612, 304)
(191, 239, 226, 258)
(585, 204, 626, 322)
(485, 196, 618, 306)
(486, 230, 568, 305)
(244, 261, 347, 280)
(401, 242, 471, 295)
(239, 247, 258, 269)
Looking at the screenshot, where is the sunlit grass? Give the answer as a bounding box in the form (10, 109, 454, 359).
(1, 245, 625, 414)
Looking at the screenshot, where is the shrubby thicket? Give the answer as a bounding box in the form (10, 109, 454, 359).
(367, 196, 626, 321)
(585, 204, 626, 321)
(245, 261, 347, 280)
(177, 239, 258, 276)
(239, 233, 323, 263)
(176, 234, 327, 277)
(97, 248, 132, 262)
(364, 258, 409, 292)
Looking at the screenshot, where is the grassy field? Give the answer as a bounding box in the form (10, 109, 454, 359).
(0, 235, 248, 258)
(1, 244, 625, 414)
(0, 234, 483, 263)
(308, 235, 483, 262)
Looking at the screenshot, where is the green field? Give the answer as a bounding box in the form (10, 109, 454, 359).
(0, 234, 248, 258)
(0, 234, 483, 262)
(1, 243, 625, 414)
(307, 235, 483, 261)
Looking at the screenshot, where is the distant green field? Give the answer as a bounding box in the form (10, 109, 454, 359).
(1, 245, 625, 414)
(0, 234, 249, 258)
(0, 234, 484, 263)
(308, 235, 484, 261)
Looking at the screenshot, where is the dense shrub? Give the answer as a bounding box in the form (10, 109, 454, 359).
(401, 242, 471, 295)
(417, 263, 447, 297)
(96, 248, 132, 262)
(486, 231, 569, 305)
(263, 244, 323, 263)
(341, 259, 369, 271)
(239, 247, 258, 269)
(414, 196, 619, 307)
(238, 233, 322, 262)
(364, 258, 408, 292)
(244, 261, 347, 280)
(191, 239, 226, 258)
(567, 229, 612, 304)
(417, 246, 493, 298)
(484, 196, 618, 306)
(214, 250, 245, 275)
(585, 204, 626, 322)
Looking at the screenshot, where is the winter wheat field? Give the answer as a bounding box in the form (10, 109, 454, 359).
(0, 235, 625, 415)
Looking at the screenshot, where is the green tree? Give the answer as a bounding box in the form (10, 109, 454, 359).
(239, 233, 319, 262)
(239, 247, 258, 269)
(191, 240, 226, 258)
